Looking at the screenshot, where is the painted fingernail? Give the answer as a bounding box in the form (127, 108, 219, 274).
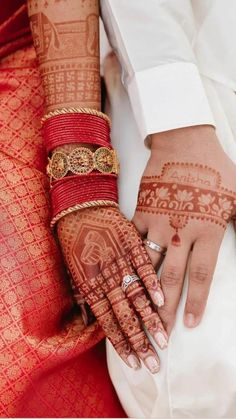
(185, 313, 196, 328)
(154, 331, 168, 349)
(127, 354, 140, 370)
(145, 356, 160, 374)
(153, 291, 164, 307)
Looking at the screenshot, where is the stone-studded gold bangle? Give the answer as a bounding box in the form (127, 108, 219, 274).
(47, 147, 119, 181)
(41, 107, 111, 127)
(50, 200, 119, 229)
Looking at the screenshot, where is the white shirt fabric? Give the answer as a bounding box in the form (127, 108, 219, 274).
(101, 0, 236, 142)
(99, 1, 236, 418)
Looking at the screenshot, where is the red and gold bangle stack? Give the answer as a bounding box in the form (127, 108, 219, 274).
(41, 107, 119, 228)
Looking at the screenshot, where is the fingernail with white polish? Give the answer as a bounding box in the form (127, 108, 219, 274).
(154, 331, 168, 349)
(185, 313, 196, 328)
(153, 291, 164, 307)
(145, 356, 160, 374)
(127, 354, 140, 370)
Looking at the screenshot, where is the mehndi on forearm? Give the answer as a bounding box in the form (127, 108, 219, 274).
(27, 0, 100, 112)
(28, 0, 119, 229)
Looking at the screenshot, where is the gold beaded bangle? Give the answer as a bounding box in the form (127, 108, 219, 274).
(41, 107, 111, 127)
(50, 200, 119, 229)
(47, 147, 119, 181)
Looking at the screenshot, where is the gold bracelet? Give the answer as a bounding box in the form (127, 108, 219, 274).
(47, 147, 119, 180)
(50, 200, 119, 229)
(41, 107, 111, 127)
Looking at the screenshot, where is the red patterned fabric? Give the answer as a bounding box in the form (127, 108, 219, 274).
(0, 3, 126, 418)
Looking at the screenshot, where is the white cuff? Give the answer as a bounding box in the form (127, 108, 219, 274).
(126, 62, 215, 142)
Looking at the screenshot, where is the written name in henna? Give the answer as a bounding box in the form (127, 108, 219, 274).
(137, 162, 236, 246)
(159, 162, 221, 189)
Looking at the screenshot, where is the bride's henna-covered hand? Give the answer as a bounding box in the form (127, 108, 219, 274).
(133, 125, 236, 333)
(57, 207, 168, 374)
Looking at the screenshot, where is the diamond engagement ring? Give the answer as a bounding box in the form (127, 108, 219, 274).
(144, 239, 166, 255)
(121, 274, 140, 292)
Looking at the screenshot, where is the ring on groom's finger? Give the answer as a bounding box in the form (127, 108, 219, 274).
(121, 274, 140, 292)
(144, 239, 167, 256)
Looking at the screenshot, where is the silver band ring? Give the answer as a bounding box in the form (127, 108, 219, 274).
(122, 274, 140, 292)
(144, 239, 166, 255)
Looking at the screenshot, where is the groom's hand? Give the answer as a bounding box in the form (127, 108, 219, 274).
(133, 125, 236, 333)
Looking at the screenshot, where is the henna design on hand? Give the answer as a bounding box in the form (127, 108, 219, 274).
(137, 163, 236, 246)
(81, 231, 115, 268)
(57, 207, 167, 372)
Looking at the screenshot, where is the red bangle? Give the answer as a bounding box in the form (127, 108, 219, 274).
(50, 173, 118, 220)
(43, 113, 111, 153)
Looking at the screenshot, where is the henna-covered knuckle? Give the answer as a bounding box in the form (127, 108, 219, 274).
(190, 264, 211, 284)
(144, 274, 160, 291)
(144, 315, 162, 333)
(130, 245, 159, 286)
(100, 255, 134, 295)
(110, 295, 161, 370)
(91, 303, 141, 369)
(130, 244, 150, 266)
(113, 299, 141, 338)
(130, 335, 160, 374)
(128, 287, 152, 312)
(126, 283, 167, 348)
(129, 245, 165, 306)
(91, 300, 127, 345)
(161, 265, 183, 287)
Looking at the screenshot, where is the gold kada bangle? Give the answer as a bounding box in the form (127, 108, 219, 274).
(47, 146, 119, 181)
(41, 107, 111, 127)
(50, 200, 119, 229)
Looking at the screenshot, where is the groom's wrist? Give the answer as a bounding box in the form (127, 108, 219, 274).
(150, 125, 216, 155)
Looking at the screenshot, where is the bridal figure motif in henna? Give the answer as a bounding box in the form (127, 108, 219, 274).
(136, 162, 236, 246)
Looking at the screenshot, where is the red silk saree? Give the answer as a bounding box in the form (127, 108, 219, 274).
(0, 2, 125, 417)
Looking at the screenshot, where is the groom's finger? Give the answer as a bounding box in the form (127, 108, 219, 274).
(184, 234, 222, 328)
(158, 240, 191, 334)
(132, 212, 148, 237)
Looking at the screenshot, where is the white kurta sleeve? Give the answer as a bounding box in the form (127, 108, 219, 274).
(100, 0, 215, 141)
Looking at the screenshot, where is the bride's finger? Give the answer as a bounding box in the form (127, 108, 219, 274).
(107, 255, 168, 349)
(90, 295, 141, 370)
(125, 277, 168, 349)
(99, 262, 161, 374)
(130, 244, 164, 307)
(73, 270, 141, 370)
